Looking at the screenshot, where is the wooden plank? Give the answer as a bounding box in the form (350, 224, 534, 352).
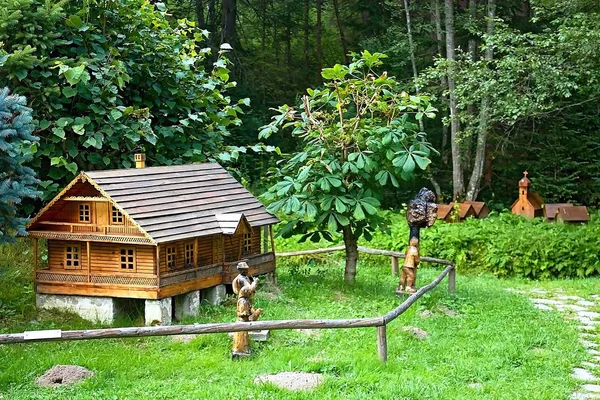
(135, 205, 267, 228)
(156, 245, 161, 287)
(116, 187, 251, 209)
(35, 283, 158, 299)
(448, 267, 456, 294)
(158, 274, 222, 298)
(85, 162, 222, 179)
(92, 169, 227, 185)
(95, 173, 231, 191)
(109, 182, 242, 201)
(132, 197, 265, 220)
(63, 197, 109, 202)
(270, 225, 275, 254)
(86, 242, 91, 283)
(377, 325, 388, 362)
(124, 191, 256, 215)
(33, 239, 38, 272)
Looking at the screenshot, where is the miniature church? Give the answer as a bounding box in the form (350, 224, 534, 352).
(27, 154, 279, 325)
(510, 171, 544, 218)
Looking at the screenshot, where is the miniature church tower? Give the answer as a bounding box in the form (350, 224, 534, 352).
(510, 171, 544, 218)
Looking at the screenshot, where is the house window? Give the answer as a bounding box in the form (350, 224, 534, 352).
(112, 206, 124, 224)
(65, 245, 81, 269)
(167, 246, 176, 269)
(120, 248, 136, 271)
(242, 233, 252, 255)
(79, 203, 90, 222)
(185, 243, 194, 267)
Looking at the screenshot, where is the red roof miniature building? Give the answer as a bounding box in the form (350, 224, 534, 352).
(544, 203, 573, 221)
(27, 158, 279, 302)
(437, 203, 476, 223)
(511, 171, 544, 218)
(463, 201, 490, 219)
(555, 206, 589, 224)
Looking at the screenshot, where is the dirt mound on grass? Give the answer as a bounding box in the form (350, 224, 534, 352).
(35, 365, 93, 388)
(254, 372, 323, 391)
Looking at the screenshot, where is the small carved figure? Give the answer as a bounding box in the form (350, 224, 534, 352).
(398, 188, 437, 295)
(232, 264, 263, 358)
(232, 261, 254, 296)
(406, 188, 438, 242)
(397, 237, 420, 294)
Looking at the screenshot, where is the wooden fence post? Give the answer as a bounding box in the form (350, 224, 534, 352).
(377, 325, 387, 362)
(448, 267, 456, 294)
(391, 256, 399, 276)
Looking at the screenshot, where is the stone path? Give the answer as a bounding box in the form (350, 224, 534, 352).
(510, 288, 600, 399)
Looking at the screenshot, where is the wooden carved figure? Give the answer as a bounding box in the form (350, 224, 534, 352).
(398, 188, 437, 295)
(397, 237, 420, 294)
(232, 263, 262, 358)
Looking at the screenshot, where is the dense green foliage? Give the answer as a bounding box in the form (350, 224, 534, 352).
(366, 212, 600, 279)
(0, 0, 245, 199)
(0, 88, 39, 243)
(0, 239, 584, 399)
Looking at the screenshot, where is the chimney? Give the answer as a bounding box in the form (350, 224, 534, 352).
(134, 153, 146, 169)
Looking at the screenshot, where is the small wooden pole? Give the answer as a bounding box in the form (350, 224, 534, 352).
(377, 325, 387, 362)
(263, 226, 268, 253)
(86, 241, 91, 283)
(155, 245, 161, 287)
(33, 239, 38, 271)
(269, 225, 276, 254)
(391, 256, 399, 276)
(448, 267, 456, 294)
(194, 238, 198, 267)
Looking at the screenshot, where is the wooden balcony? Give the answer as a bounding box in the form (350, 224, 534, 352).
(35, 221, 143, 235)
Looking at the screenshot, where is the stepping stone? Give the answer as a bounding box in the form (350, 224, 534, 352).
(402, 326, 429, 340)
(254, 372, 323, 391)
(588, 350, 600, 356)
(580, 340, 599, 349)
(582, 384, 600, 393)
(558, 304, 589, 312)
(578, 325, 596, 332)
(571, 392, 600, 399)
(578, 300, 596, 307)
(593, 356, 600, 362)
(556, 295, 585, 301)
(534, 304, 553, 311)
(580, 312, 600, 319)
(530, 289, 548, 294)
(573, 368, 599, 381)
(531, 298, 562, 305)
(583, 362, 599, 369)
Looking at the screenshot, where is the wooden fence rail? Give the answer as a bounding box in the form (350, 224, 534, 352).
(0, 246, 455, 362)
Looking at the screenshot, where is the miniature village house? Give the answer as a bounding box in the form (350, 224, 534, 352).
(27, 155, 279, 325)
(436, 202, 477, 223)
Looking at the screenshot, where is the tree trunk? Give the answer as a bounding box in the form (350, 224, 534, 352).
(196, 0, 206, 29)
(466, 0, 495, 201)
(403, 0, 424, 132)
(433, 0, 449, 164)
(315, 0, 323, 79)
(221, 0, 237, 46)
(464, 0, 477, 170)
(207, 0, 217, 48)
(467, 0, 477, 58)
(304, 0, 310, 70)
(332, 0, 349, 64)
(261, 0, 267, 51)
(285, 10, 292, 66)
(343, 225, 358, 283)
(445, 0, 464, 200)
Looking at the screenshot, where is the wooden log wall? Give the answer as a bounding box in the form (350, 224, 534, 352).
(46, 240, 154, 275)
(159, 236, 215, 273)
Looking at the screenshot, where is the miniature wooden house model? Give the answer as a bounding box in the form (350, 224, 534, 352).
(555, 206, 590, 224)
(463, 201, 490, 219)
(27, 157, 279, 325)
(436, 203, 477, 223)
(510, 171, 544, 218)
(544, 203, 573, 221)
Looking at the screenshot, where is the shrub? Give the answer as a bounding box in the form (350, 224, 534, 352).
(368, 211, 600, 279)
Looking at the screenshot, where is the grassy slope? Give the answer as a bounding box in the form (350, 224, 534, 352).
(0, 239, 584, 399)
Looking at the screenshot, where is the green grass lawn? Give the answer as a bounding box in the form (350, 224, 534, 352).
(0, 240, 586, 399)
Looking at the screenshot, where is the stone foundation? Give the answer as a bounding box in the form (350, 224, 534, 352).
(173, 290, 201, 321)
(202, 284, 227, 305)
(36, 294, 116, 324)
(145, 298, 172, 326)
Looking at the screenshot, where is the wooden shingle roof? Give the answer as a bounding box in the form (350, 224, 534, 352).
(84, 163, 279, 243)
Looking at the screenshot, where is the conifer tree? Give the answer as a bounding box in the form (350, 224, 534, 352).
(0, 87, 39, 243)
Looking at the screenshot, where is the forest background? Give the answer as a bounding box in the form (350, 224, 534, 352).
(1, 0, 600, 227)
